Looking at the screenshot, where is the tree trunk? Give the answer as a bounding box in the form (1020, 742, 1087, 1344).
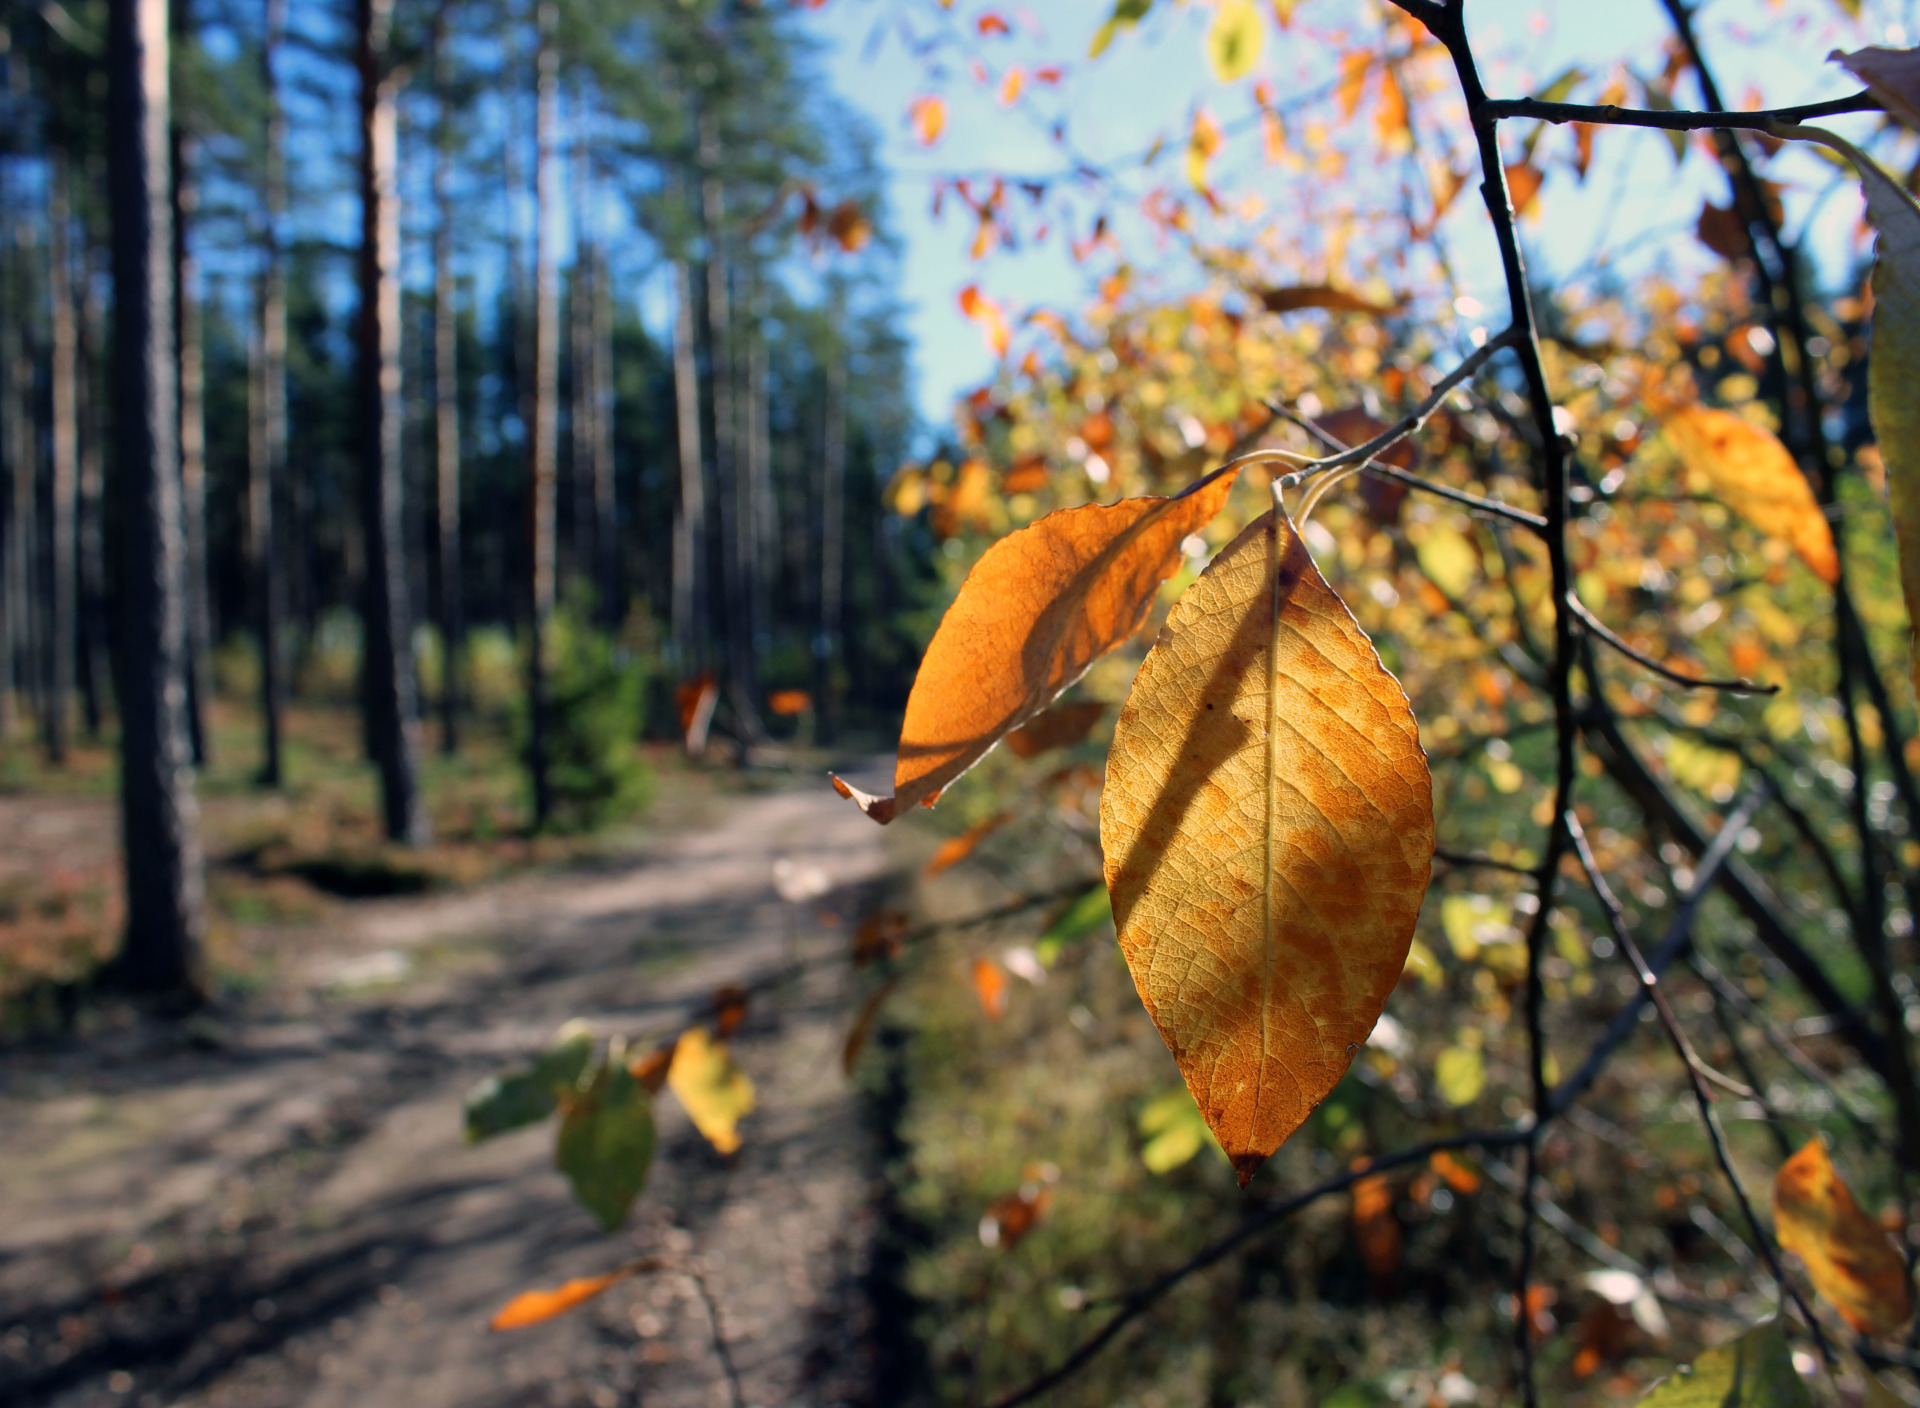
(78, 242, 112, 738)
(815, 320, 846, 743)
(671, 257, 705, 669)
(3, 196, 32, 742)
(745, 280, 771, 657)
(699, 127, 761, 742)
(526, 0, 558, 828)
(569, 106, 593, 603)
(108, 0, 207, 999)
(256, 0, 288, 787)
(47, 156, 78, 764)
(172, 124, 212, 767)
(590, 185, 617, 626)
(433, 27, 462, 755)
(356, 0, 428, 845)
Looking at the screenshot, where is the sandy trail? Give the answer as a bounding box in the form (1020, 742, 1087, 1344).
(0, 773, 896, 1408)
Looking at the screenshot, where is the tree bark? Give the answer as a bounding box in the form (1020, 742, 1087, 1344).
(569, 104, 593, 602)
(433, 23, 462, 755)
(526, 0, 558, 828)
(77, 241, 112, 738)
(47, 156, 78, 764)
(745, 281, 772, 649)
(356, 0, 428, 845)
(108, 0, 207, 998)
(590, 184, 617, 626)
(3, 189, 31, 742)
(815, 317, 846, 743)
(171, 123, 212, 767)
(671, 256, 705, 669)
(256, 0, 288, 786)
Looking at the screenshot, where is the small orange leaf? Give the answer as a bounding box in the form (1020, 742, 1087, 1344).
(626, 1044, 673, 1093)
(491, 1264, 652, 1330)
(711, 985, 749, 1038)
(925, 812, 1012, 876)
(1006, 701, 1106, 759)
(842, 976, 901, 1074)
(1336, 51, 1372, 118)
(972, 956, 1009, 1019)
(1774, 1136, 1913, 1336)
(1002, 451, 1049, 493)
(909, 94, 947, 146)
(958, 284, 1011, 357)
(999, 66, 1026, 106)
(979, 1184, 1052, 1248)
(825, 200, 871, 252)
(1374, 64, 1409, 146)
(1505, 161, 1544, 217)
(1350, 1171, 1403, 1278)
(976, 11, 1010, 35)
(767, 688, 812, 716)
(1430, 1150, 1481, 1195)
(675, 671, 718, 753)
(1663, 406, 1839, 585)
(1102, 510, 1433, 1185)
(834, 469, 1242, 823)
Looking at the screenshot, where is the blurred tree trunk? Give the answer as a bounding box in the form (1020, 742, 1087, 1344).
(568, 106, 592, 601)
(699, 120, 760, 742)
(589, 179, 617, 627)
(108, 0, 206, 999)
(171, 124, 212, 767)
(77, 239, 112, 739)
(745, 280, 771, 665)
(526, 0, 558, 828)
(255, 0, 288, 787)
(4, 200, 33, 741)
(355, 0, 428, 845)
(671, 256, 704, 669)
(433, 22, 462, 755)
(47, 156, 78, 764)
(815, 315, 846, 743)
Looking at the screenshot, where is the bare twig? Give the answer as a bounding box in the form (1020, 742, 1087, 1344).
(1568, 593, 1778, 695)
(688, 1266, 747, 1408)
(1483, 91, 1878, 132)
(1435, 848, 1537, 876)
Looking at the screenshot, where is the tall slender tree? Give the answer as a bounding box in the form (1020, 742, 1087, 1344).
(47, 154, 78, 764)
(254, 0, 287, 786)
(77, 240, 111, 738)
(4, 186, 33, 739)
(108, 0, 206, 999)
(171, 118, 212, 766)
(355, 0, 427, 844)
(671, 253, 704, 669)
(588, 158, 617, 625)
(815, 300, 846, 743)
(432, 13, 462, 754)
(526, 0, 559, 826)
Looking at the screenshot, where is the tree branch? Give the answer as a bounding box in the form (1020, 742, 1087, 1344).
(1568, 593, 1779, 695)
(1483, 91, 1879, 132)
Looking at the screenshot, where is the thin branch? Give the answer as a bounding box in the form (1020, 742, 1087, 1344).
(1435, 848, 1537, 876)
(1566, 813, 1834, 1370)
(1568, 593, 1779, 695)
(688, 1266, 747, 1408)
(1483, 91, 1879, 132)
(985, 1126, 1529, 1408)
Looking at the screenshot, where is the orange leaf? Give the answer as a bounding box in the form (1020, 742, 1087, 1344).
(1336, 51, 1373, 119)
(1350, 1171, 1403, 1278)
(925, 811, 1012, 876)
(675, 671, 718, 754)
(1774, 1136, 1913, 1336)
(909, 94, 947, 147)
(958, 284, 1011, 357)
(1696, 200, 1750, 262)
(1374, 64, 1409, 146)
(999, 66, 1026, 106)
(490, 1263, 653, 1330)
(832, 471, 1242, 823)
(1034, 65, 1064, 84)
(1255, 283, 1398, 317)
(825, 200, 871, 253)
(1504, 161, 1544, 217)
(626, 1043, 673, 1093)
(1006, 700, 1107, 759)
(972, 956, 1009, 1019)
(711, 984, 749, 1038)
(980, 1185, 1052, 1248)
(1430, 1149, 1481, 1195)
(1002, 451, 1049, 493)
(1663, 406, 1839, 584)
(852, 909, 909, 967)
(768, 688, 812, 716)
(842, 976, 901, 1073)
(1102, 510, 1433, 1185)
(976, 11, 1010, 36)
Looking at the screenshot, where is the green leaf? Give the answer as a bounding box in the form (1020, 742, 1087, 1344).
(1636, 1320, 1810, 1408)
(1089, 0, 1152, 57)
(1137, 1087, 1221, 1173)
(555, 1059, 656, 1231)
(1205, 0, 1263, 83)
(464, 1024, 595, 1142)
(1533, 65, 1586, 104)
(1434, 1045, 1487, 1107)
(1036, 885, 1113, 965)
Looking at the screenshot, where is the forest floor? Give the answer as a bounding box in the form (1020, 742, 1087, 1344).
(0, 754, 909, 1408)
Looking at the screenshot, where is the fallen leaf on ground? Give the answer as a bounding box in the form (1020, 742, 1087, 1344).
(1101, 509, 1433, 1185)
(490, 1261, 657, 1331)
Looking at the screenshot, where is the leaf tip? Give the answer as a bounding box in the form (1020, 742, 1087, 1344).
(1231, 1152, 1267, 1188)
(829, 773, 897, 823)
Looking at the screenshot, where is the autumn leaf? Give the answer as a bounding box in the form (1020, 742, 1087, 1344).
(767, 688, 812, 716)
(1089, 0, 1151, 58)
(711, 985, 749, 1039)
(925, 811, 1012, 875)
(832, 470, 1242, 823)
(972, 956, 1010, 1019)
(976, 11, 1010, 36)
(676, 671, 719, 754)
(555, 1058, 655, 1231)
(1186, 106, 1223, 191)
(626, 1043, 673, 1094)
(1831, 46, 1920, 131)
(1037, 883, 1111, 965)
(1336, 51, 1372, 118)
(1255, 283, 1400, 317)
(852, 909, 909, 967)
(1636, 1319, 1809, 1408)
(1205, 0, 1263, 83)
(825, 200, 871, 253)
(465, 1022, 594, 1142)
(1137, 1086, 1219, 1172)
(958, 284, 1011, 357)
(1350, 1170, 1403, 1278)
(842, 976, 901, 1073)
(1505, 160, 1544, 217)
(1005, 700, 1106, 759)
(979, 1181, 1054, 1248)
(1430, 1150, 1481, 1195)
(1374, 65, 1409, 147)
(1661, 407, 1839, 585)
(999, 66, 1026, 106)
(666, 1027, 755, 1156)
(909, 94, 947, 146)
(1101, 508, 1433, 1185)
(490, 1261, 657, 1331)
(1773, 1137, 1912, 1336)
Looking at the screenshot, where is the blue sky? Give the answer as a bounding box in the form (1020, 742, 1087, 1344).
(805, 0, 1916, 427)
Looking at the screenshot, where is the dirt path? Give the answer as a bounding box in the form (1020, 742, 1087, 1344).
(0, 769, 899, 1408)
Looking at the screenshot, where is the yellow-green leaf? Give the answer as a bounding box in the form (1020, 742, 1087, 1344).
(1416, 523, 1479, 599)
(1101, 509, 1434, 1186)
(1206, 0, 1263, 83)
(1635, 1320, 1809, 1408)
(667, 1027, 756, 1155)
(1434, 1044, 1486, 1107)
(1661, 407, 1839, 586)
(1137, 1087, 1220, 1173)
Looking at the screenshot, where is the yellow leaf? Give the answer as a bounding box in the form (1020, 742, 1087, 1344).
(1662, 407, 1839, 585)
(666, 1027, 755, 1156)
(1636, 1319, 1809, 1408)
(833, 471, 1242, 822)
(1186, 106, 1223, 191)
(1773, 1136, 1912, 1336)
(1101, 509, 1434, 1185)
(1434, 1044, 1486, 1106)
(1417, 523, 1479, 600)
(909, 94, 947, 146)
(1205, 0, 1263, 83)
(490, 1265, 650, 1331)
(1374, 64, 1410, 147)
(1137, 1087, 1219, 1172)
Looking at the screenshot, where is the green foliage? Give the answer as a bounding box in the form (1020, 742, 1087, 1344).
(464, 1023, 595, 1142)
(555, 1054, 656, 1232)
(1635, 1321, 1809, 1408)
(518, 608, 654, 834)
